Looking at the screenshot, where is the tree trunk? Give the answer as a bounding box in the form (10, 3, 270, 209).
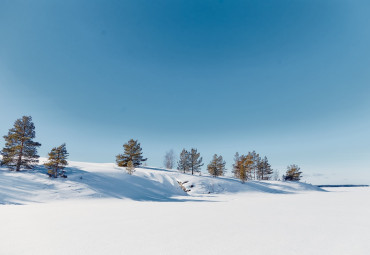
(16, 123, 27, 171)
(16, 149, 22, 171)
(16, 140, 25, 171)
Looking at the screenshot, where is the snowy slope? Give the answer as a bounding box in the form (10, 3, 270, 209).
(1, 160, 369, 255)
(0, 159, 322, 204)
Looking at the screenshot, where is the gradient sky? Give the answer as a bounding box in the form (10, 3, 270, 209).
(1, 0, 370, 184)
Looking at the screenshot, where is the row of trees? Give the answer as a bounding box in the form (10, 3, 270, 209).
(163, 149, 302, 181)
(0, 116, 148, 177)
(177, 148, 204, 175)
(0, 116, 303, 182)
(231, 151, 273, 182)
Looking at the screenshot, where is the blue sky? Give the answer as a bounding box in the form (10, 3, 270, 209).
(1, 0, 370, 184)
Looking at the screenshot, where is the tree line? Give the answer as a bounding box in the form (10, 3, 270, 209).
(0, 116, 303, 182)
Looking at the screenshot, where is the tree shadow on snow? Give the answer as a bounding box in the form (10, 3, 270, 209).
(48, 166, 213, 202)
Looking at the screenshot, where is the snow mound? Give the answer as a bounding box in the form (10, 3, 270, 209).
(0, 160, 323, 204)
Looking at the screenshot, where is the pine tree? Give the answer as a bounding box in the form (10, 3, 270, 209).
(250, 150, 260, 180)
(177, 149, 190, 173)
(163, 149, 175, 169)
(116, 139, 147, 167)
(207, 154, 226, 177)
(44, 143, 69, 178)
(126, 160, 135, 175)
(235, 154, 254, 183)
(257, 156, 273, 180)
(232, 152, 240, 178)
(239, 159, 246, 183)
(189, 148, 203, 175)
(283, 164, 302, 181)
(0, 116, 41, 171)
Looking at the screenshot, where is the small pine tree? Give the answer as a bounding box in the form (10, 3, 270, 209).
(283, 164, 302, 181)
(116, 139, 147, 167)
(44, 143, 69, 178)
(177, 149, 190, 173)
(232, 152, 240, 178)
(1, 116, 41, 171)
(126, 160, 135, 175)
(207, 154, 226, 177)
(189, 148, 203, 175)
(257, 156, 273, 180)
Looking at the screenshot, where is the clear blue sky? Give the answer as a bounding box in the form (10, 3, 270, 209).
(1, 0, 370, 184)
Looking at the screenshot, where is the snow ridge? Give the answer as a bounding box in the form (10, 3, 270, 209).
(0, 160, 323, 204)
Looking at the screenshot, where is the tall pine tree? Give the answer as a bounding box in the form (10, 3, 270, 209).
(207, 154, 226, 177)
(1, 116, 41, 171)
(257, 156, 273, 180)
(177, 149, 190, 173)
(235, 154, 254, 183)
(44, 143, 69, 178)
(189, 148, 203, 175)
(250, 150, 260, 180)
(116, 139, 147, 167)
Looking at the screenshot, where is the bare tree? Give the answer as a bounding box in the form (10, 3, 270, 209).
(272, 169, 280, 181)
(163, 149, 175, 169)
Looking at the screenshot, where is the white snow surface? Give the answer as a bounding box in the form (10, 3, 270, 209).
(1, 160, 369, 254)
(0, 159, 323, 204)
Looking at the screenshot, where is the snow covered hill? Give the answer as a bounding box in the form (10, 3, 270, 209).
(0, 159, 323, 204)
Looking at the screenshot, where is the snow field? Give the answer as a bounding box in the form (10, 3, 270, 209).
(0, 160, 369, 254)
(1, 188, 369, 255)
